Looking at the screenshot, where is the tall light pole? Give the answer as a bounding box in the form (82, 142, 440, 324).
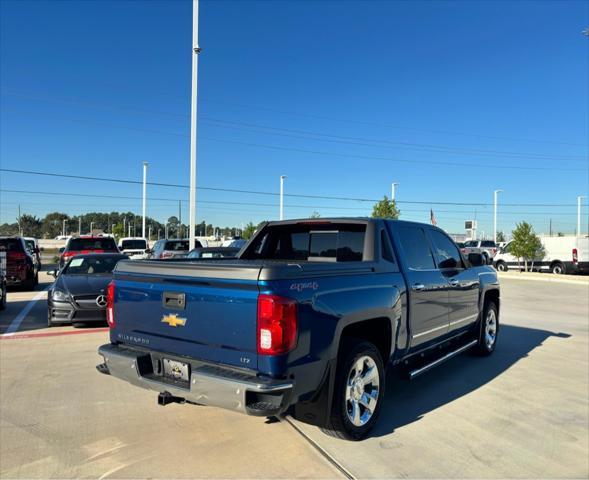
(62, 219, 67, 236)
(391, 182, 399, 202)
(90, 221, 94, 234)
(578, 195, 586, 236)
(188, 0, 201, 250)
(280, 175, 286, 220)
(142, 162, 148, 239)
(493, 189, 502, 243)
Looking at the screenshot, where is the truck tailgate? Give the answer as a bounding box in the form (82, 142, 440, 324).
(112, 260, 262, 370)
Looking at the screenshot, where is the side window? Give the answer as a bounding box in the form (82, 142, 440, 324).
(397, 226, 435, 270)
(430, 230, 463, 269)
(381, 229, 395, 263)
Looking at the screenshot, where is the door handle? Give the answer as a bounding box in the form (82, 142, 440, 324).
(412, 283, 426, 291)
(449, 279, 459, 287)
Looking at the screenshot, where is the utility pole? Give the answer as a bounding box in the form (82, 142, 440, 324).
(391, 182, 399, 202)
(148, 225, 152, 242)
(578, 195, 586, 236)
(188, 0, 201, 250)
(158, 228, 161, 240)
(123, 217, 126, 237)
(18, 204, 22, 236)
(142, 162, 148, 239)
(493, 189, 502, 243)
(90, 221, 94, 234)
(280, 175, 286, 220)
(178, 200, 182, 238)
(128, 224, 132, 237)
(62, 219, 67, 236)
(165, 223, 169, 239)
(78, 216, 82, 236)
(549, 218, 552, 237)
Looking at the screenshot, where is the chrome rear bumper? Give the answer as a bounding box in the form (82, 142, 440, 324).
(97, 343, 293, 416)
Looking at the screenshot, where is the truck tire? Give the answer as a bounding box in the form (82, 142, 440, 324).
(550, 262, 566, 275)
(473, 301, 498, 356)
(322, 340, 385, 441)
(495, 261, 508, 272)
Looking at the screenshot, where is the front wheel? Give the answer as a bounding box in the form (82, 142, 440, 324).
(495, 261, 508, 272)
(322, 340, 385, 441)
(473, 302, 499, 356)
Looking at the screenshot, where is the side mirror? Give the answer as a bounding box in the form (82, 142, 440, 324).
(59, 247, 65, 254)
(145, 248, 152, 254)
(48, 270, 58, 278)
(468, 253, 485, 267)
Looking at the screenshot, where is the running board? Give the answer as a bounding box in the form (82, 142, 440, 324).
(408, 339, 478, 380)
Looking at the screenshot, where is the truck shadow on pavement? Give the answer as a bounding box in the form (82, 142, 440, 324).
(370, 324, 571, 439)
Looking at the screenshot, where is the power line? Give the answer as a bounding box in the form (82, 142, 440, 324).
(3, 90, 585, 162)
(2, 169, 587, 208)
(1, 189, 582, 216)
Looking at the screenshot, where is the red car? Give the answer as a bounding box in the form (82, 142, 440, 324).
(60, 236, 119, 268)
(0, 236, 38, 289)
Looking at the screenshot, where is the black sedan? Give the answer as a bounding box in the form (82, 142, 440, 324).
(47, 253, 127, 327)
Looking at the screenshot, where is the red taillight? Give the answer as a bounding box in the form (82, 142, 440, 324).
(62, 251, 76, 259)
(257, 294, 297, 355)
(106, 281, 115, 328)
(573, 248, 578, 263)
(8, 252, 26, 260)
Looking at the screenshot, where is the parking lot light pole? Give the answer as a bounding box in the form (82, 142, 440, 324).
(493, 189, 502, 243)
(62, 219, 67, 236)
(280, 175, 286, 220)
(142, 162, 148, 239)
(577, 195, 586, 236)
(90, 222, 94, 234)
(188, 0, 201, 251)
(391, 182, 399, 201)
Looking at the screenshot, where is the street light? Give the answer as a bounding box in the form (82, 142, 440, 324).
(391, 182, 399, 202)
(142, 162, 148, 239)
(90, 222, 94, 234)
(62, 219, 67, 236)
(280, 175, 287, 220)
(578, 195, 587, 236)
(493, 189, 503, 243)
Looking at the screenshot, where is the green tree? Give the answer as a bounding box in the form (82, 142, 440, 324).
(242, 222, 257, 240)
(111, 224, 125, 241)
(0, 223, 19, 236)
(496, 231, 506, 243)
(371, 196, 400, 219)
(310, 211, 321, 218)
(42, 212, 70, 239)
(18, 214, 43, 238)
(510, 221, 544, 272)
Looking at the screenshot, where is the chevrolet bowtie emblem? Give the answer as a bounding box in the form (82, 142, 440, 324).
(161, 313, 187, 327)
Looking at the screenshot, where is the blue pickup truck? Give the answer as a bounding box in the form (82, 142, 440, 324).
(97, 218, 500, 440)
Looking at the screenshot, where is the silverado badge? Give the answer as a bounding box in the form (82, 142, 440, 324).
(161, 313, 187, 327)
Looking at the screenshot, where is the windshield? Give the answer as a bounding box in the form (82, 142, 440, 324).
(121, 239, 146, 250)
(63, 256, 124, 275)
(67, 238, 117, 251)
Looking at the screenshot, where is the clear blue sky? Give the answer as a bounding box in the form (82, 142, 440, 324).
(1, 0, 588, 236)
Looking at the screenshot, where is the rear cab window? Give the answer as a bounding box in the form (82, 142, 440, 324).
(243, 223, 366, 262)
(121, 239, 147, 250)
(164, 240, 190, 251)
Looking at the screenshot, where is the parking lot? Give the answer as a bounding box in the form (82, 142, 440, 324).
(1, 269, 588, 479)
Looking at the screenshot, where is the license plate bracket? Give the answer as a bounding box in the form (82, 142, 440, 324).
(162, 358, 190, 382)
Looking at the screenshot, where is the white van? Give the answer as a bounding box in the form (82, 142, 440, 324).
(117, 237, 149, 258)
(494, 236, 589, 274)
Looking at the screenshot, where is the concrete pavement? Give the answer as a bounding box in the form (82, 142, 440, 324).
(1, 272, 588, 478)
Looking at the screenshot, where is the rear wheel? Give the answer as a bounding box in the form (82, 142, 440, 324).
(23, 272, 35, 290)
(495, 261, 508, 272)
(473, 301, 498, 356)
(551, 262, 566, 275)
(322, 340, 385, 441)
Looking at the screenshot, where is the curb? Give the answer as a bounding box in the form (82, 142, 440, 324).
(497, 272, 589, 286)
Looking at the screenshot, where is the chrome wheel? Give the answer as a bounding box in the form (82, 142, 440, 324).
(345, 355, 380, 427)
(484, 308, 497, 349)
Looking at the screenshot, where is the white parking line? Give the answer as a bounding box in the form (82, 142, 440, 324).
(3, 286, 50, 336)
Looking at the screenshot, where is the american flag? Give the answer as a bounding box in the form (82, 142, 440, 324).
(430, 209, 437, 226)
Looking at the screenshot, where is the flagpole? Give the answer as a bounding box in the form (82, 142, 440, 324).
(189, 0, 201, 250)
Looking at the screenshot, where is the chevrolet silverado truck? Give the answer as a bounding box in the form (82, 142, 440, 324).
(97, 218, 500, 440)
